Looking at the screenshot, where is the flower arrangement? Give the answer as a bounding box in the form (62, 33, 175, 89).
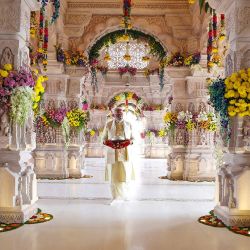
(66, 108, 89, 131)
(55, 45, 88, 67)
(162, 53, 185, 67)
(0, 64, 46, 125)
(36, 107, 90, 144)
(184, 53, 201, 66)
(162, 52, 201, 67)
(82, 98, 89, 111)
(142, 104, 164, 111)
(222, 68, 250, 117)
(121, 0, 132, 30)
(118, 66, 137, 76)
(163, 111, 217, 132)
(145, 129, 167, 138)
(108, 92, 143, 110)
(143, 68, 159, 78)
(90, 103, 108, 110)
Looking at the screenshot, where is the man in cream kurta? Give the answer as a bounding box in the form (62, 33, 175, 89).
(102, 108, 135, 203)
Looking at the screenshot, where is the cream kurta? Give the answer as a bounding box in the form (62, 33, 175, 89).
(102, 120, 135, 199)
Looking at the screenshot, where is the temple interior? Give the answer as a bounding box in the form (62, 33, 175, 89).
(0, 0, 250, 249)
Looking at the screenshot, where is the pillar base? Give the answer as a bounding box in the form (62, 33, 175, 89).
(0, 203, 38, 224)
(214, 205, 250, 227)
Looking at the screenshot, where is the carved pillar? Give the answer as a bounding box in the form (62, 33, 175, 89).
(166, 67, 216, 181)
(0, 0, 39, 223)
(207, 0, 250, 226)
(34, 64, 89, 179)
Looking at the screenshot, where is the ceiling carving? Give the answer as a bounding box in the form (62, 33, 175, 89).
(58, 0, 206, 54)
(67, 0, 189, 10)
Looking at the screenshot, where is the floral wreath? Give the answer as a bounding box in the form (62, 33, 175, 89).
(108, 92, 144, 111)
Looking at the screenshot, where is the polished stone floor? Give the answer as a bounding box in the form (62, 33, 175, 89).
(0, 199, 249, 250)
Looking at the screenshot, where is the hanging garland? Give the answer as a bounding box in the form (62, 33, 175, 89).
(89, 29, 166, 62)
(121, 0, 132, 30)
(33, 1, 61, 73)
(50, 0, 60, 24)
(108, 92, 144, 111)
(207, 20, 213, 71)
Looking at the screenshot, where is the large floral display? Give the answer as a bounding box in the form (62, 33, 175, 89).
(162, 110, 217, 146)
(163, 111, 217, 132)
(36, 106, 90, 145)
(0, 64, 46, 126)
(209, 68, 250, 140)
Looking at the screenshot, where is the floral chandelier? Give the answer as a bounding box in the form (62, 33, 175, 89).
(103, 0, 151, 69)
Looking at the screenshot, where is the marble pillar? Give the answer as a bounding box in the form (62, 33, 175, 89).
(166, 67, 216, 181)
(208, 0, 250, 226)
(0, 0, 39, 224)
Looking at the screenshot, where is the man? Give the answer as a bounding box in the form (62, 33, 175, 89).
(102, 107, 135, 204)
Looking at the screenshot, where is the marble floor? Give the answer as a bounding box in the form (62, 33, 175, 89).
(0, 199, 249, 250)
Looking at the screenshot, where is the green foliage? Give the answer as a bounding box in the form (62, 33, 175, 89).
(89, 29, 166, 61)
(10, 87, 34, 126)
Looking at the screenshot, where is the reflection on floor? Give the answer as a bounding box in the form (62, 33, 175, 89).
(38, 158, 215, 201)
(0, 199, 249, 250)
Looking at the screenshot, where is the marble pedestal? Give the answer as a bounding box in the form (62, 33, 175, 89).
(0, 150, 38, 224)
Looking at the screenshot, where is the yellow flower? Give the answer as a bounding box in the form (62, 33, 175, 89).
(229, 111, 236, 117)
(32, 69, 39, 75)
(90, 130, 96, 136)
(226, 90, 235, 98)
(4, 64, 12, 71)
(233, 81, 241, 90)
(230, 73, 238, 82)
(115, 95, 121, 101)
(158, 129, 166, 137)
(241, 73, 248, 81)
(229, 100, 236, 105)
(37, 48, 44, 53)
(238, 86, 247, 95)
(33, 103, 38, 110)
(225, 78, 231, 85)
(226, 82, 234, 90)
(0, 69, 9, 78)
(164, 112, 172, 123)
(228, 106, 235, 112)
(240, 92, 247, 98)
(186, 121, 195, 131)
(34, 95, 41, 102)
(234, 92, 240, 98)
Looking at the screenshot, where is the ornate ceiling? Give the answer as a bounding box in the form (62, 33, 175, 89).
(59, 0, 207, 54)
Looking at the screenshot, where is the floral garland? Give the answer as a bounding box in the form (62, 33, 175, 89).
(121, 0, 132, 30)
(142, 104, 163, 111)
(30, 1, 61, 73)
(161, 52, 201, 67)
(118, 66, 137, 76)
(108, 92, 143, 110)
(0, 64, 45, 125)
(90, 103, 108, 111)
(143, 129, 167, 138)
(163, 111, 217, 132)
(55, 45, 88, 67)
(89, 29, 166, 62)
